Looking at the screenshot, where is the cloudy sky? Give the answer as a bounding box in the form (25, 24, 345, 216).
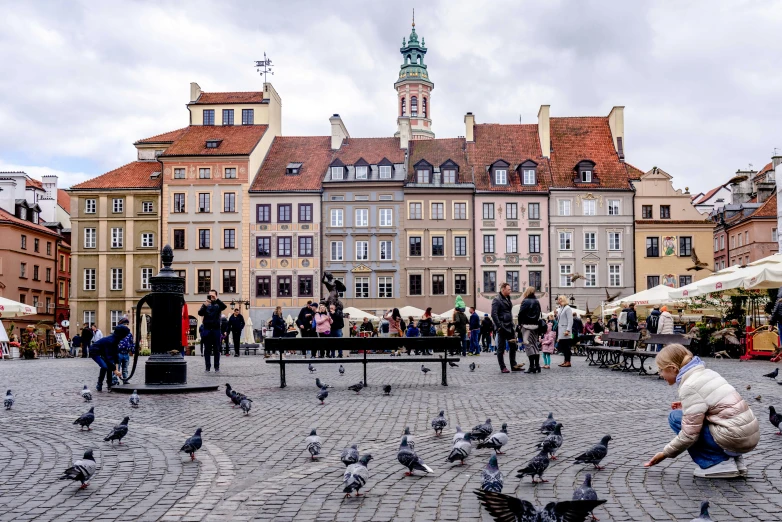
(1, 0, 781, 191)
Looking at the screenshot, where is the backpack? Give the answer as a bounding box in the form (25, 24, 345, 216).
(647, 314, 659, 334)
(618, 311, 628, 327)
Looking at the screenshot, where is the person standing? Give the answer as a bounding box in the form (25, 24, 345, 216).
(116, 317, 134, 383)
(228, 308, 245, 357)
(418, 308, 434, 337)
(328, 304, 344, 358)
(296, 302, 317, 338)
(480, 313, 494, 352)
(608, 313, 619, 332)
(647, 306, 661, 334)
(359, 317, 374, 335)
(386, 308, 402, 338)
(468, 307, 481, 356)
(314, 303, 333, 341)
(540, 319, 556, 369)
(556, 295, 574, 367)
(91, 324, 103, 343)
(80, 324, 93, 358)
(451, 307, 469, 357)
(658, 306, 675, 335)
(491, 282, 523, 373)
(624, 303, 639, 332)
(220, 314, 231, 355)
(198, 289, 227, 372)
(70, 332, 81, 358)
(518, 286, 542, 374)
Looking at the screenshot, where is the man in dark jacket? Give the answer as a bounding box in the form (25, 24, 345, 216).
(328, 304, 344, 358)
(572, 313, 583, 338)
(479, 314, 494, 352)
(198, 289, 227, 372)
(491, 282, 522, 373)
(623, 303, 638, 332)
(220, 315, 230, 355)
(647, 306, 661, 334)
(450, 309, 469, 357)
(80, 325, 93, 358)
(468, 307, 481, 355)
(228, 309, 245, 357)
(518, 289, 542, 373)
(296, 302, 316, 338)
(90, 323, 130, 392)
(771, 289, 782, 333)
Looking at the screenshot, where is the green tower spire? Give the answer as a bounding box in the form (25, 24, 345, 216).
(397, 9, 431, 85)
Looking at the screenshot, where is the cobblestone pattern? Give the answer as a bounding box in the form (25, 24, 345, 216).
(1, 352, 782, 521)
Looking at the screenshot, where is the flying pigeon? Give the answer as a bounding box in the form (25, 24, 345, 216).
(421, 365, 431, 375)
(73, 407, 95, 431)
(431, 410, 448, 436)
(447, 432, 473, 465)
(339, 365, 345, 376)
(340, 443, 359, 466)
(770, 406, 782, 435)
(471, 418, 493, 442)
(306, 429, 321, 459)
(539, 412, 557, 434)
(397, 435, 433, 476)
(317, 386, 329, 405)
(343, 454, 373, 497)
(129, 390, 140, 408)
(402, 427, 415, 450)
(481, 454, 504, 493)
(453, 426, 465, 444)
(308, 363, 317, 373)
(572, 473, 600, 521)
(764, 368, 779, 379)
(477, 423, 509, 454)
(383, 385, 392, 396)
(348, 381, 364, 394)
(516, 448, 551, 483)
(687, 248, 712, 272)
(475, 490, 606, 522)
(103, 416, 129, 445)
(4, 390, 13, 410)
(315, 378, 332, 389)
(692, 500, 712, 521)
(240, 396, 252, 415)
(536, 422, 563, 459)
(448, 361, 459, 368)
(59, 449, 96, 489)
(81, 385, 92, 402)
(575, 435, 612, 470)
(180, 428, 202, 461)
(225, 383, 234, 402)
(469, 362, 476, 372)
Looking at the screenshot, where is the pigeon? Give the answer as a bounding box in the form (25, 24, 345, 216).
(4, 390, 13, 410)
(575, 435, 612, 470)
(308, 363, 317, 373)
(129, 390, 140, 408)
(421, 364, 431, 375)
(397, 435, 433, 476)
(343, 454, 373, 497)
(448, 361, 459, 368)
(59, 449, 96, 489)
(339, 365, 345, 376)
(306, 429, 321, 459)
(516, 448, 551, 483)
(315, 378, 332, 389)
(447, 433, 473, 465)
(402, 427, 415, 450)
(348, 380, 364, 394)
(763, 368, 778, 379)
(692, 500, 712, 521)
(475, 490, 606, 522)
(770, 406, 782, 435)
(573, 473, 600, 521)
(471, 418, 493, 442)
(453, 426, 465, 444)
(340, 443, 359, 466)
(478, 423, 509, 454)
(469, 362, 476, 372)
(540, 412, 557, 434)
(230, 390, 243, 408)
(432, 410, 448, 436)
(383, 385, 392, 396)
(746, 385, 751, 390)
(81, 385, 92, 402)
(180, 428, 202, 461)
(481, 455, 504, 493)
(103, 416, 129, 445)
(73, 407, 95, 431)
(317, 386, 329, 405)
(225, 383, 234, 402)
(240, 396, 252, 415)
(536, 423, 563, 459)
(756, 395, 762, 402)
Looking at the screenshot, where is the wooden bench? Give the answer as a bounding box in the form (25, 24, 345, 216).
(264, 337, 462, 388)
(242, 343, 261, 356)
(619, 334, 692, 376)
(584, 332, 640, 368)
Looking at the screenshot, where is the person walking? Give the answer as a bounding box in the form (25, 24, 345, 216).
(70, 332, 81, 358)
(228, 308, 245, 357)
(116, 317, 134, 383)
(198, 289, 227, 372)
(518, 286, 542, 374)
(328, 304, 344, 358)
(268, 306, 286, 357)
(80, 324, 93, 358)
(451, 300, 469, 357)
(468, 307, 481, 355)
(386, 308, 402, 338)
(556, 295, 574, 367)
(480, 313, 494, 352)
(491, 282, 523, 373)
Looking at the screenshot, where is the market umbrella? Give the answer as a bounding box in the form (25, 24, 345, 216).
(243, 316, 255, 344)
(341, 307, 379, 321)
(140, 314, 148, 350)
(668, 265, 742, 299)
(606, 285, 688, 308)
(438, 308, 489, 319)
(0, 296, 37, 318)
(397, 306, 426, 319)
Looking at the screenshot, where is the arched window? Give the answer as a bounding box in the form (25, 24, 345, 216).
(401, 97, 406, 116)
(411, 96, 418, 117)
(422, 97, 427, 118)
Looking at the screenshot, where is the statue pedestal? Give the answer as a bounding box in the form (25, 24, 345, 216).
(145, 353, 188, 385)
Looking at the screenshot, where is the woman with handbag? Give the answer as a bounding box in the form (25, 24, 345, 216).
(518, 286, 542, 373)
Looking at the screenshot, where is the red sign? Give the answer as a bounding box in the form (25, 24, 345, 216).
(716, 283, 723, 289)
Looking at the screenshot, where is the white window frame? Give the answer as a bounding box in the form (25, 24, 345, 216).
(330, 241, 343, 261)
(584, 232, 596, 251)
(506, 203, 518, 219)
(608, 232, 622, 251)
(409, 202, 422, 220)
(355, 166, 368, 179)
(714, 237, 719, 252)
(442, 169, 456, 183)
(84, 268, 96, 291)
(773, 228, 778, 242)
(558, 231, 572, 251)
(581, 170, 592, 182)
(355, 208, 368, 227)
(379, 240, 392, 260)
(494, 169, 507, 185)
(609, 264, 622, 287)
(141, 232, 154, 248)
(110, 268, 123, 291)
(529, 202, 540, 220)
(224, 167, 237, 179)
(83, 310, 95, 326)
(454, 236, 467, 256)
(559, 264, 573, 287)
(584, 264, 597, 287)
(331, 209, 343, 227)
(198, 168, 211, 179)
(379, 208, 393, 227)
(85, 199, 96, 214)
(84, 228, 96, 249)
(523, 169, 536, 185)
(720, 235, 725, 250)
(141, 267, 153, 290)
(355, 277, 369, 298)
(142, 201, 154, 213)
(112, 198, 124, 213)
(506, 235, 518, 254)
(378, 276, 393, 298)
(558, 199, 571, 216)
(331, 166, 344, 180)
(110, 310, 123, 329)
(431, 202, 444, 220)
(416, 169, 430, 184)
(583, 200, 596, 216)
(111, 227, 123, 248)
(608, 199, 620, 216)
(379, 165, 392, 179)
(355, 241, 369, 261)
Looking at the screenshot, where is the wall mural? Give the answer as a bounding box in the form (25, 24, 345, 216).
(662, 236, 677, 257)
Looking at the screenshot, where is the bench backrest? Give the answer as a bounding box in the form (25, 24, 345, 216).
(265, 336, 461, 352)
(647, 334, 692, 347)
(601, 332, 640, 346)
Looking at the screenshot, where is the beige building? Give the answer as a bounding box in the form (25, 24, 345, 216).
(632, 167, 714, 290)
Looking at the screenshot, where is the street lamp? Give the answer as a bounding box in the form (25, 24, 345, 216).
(569, 295, 576, 307)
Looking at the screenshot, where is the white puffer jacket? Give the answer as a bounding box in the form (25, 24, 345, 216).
(658, 311, 674, 335)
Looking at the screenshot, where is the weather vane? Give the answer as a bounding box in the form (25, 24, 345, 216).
(255, 52, 274, 83)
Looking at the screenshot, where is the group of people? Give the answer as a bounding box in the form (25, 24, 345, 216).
(70, 323, 104, 359)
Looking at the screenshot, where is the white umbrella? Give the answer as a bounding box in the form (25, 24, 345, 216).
(140, 314, 148, 350)
(438, 308, 489, 319)
(243, 316, 255, 344)
(397, 306, 426, 319)
(342, 307, 379, 321)
(668, 265, 742, 299)
(0, 296, 37, 318)
(606, 285, 688, 308)
(694, 264, 766, 295)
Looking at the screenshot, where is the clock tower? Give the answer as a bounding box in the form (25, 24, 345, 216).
(394, 12, 434, 140)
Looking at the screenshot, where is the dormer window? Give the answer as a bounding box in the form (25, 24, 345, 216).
(331, 166, 344, 180)
(490, 160, 511, 186)
(523, 170, 536, 185)
(575, 160, 596, 184)
(417, 169, 430, 183)
(19, 207, 27, 220)
(31, 211, 38, 223)
(581, 170, 592, 182)
(286, 163, 302, 175)
(205, 139, 221, 149)
(442, 169, 456, 183)
(355, 166, 368, 179)
(379, 165, 392, 178)
(518, 160, 538, 186)
(439, 160, 459, 183)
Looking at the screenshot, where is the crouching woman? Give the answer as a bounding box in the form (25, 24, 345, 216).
(644, 344, 759, 478)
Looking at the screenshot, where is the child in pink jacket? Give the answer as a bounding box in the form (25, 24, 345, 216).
(540, 320, 556, 369)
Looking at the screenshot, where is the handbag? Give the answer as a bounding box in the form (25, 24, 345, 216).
(537, 319, 548, 336)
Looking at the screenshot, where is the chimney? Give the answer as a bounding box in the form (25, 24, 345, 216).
(464, 112, 475, 142)
(0, 178, 17, 214)
(396, 116, 411, 150)
(772, 155, 782, 169)
(190, 82, 202, 103)
(608, 106, 625, 158)
(537, 105, 550, 158)
(330, 114, 350, 150)
(38, 174, 58, 223)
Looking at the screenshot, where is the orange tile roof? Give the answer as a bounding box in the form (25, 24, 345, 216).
(625, 163, 645, 179)
(192, 92, 265, 104)
(549, 117, 631, 190)
(57, 189, 71, 213)
(753, 193, 777, 217)
(408, 138, 471, 183)
(161, 125, 268, 157)
(250, 136, 332, 192)
(467, 124, 551, 192)
(25, 177, 43, 190)
(694, 184, 727, 204)
(69, 161, 162, 190)
(0, 207, 61, 236)
(135, 127, 188, 144)
(753, 162, 773, 181)
(333, 137, 405, 164)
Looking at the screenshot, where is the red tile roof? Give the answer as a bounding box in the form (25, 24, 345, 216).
(69, 161, 162, 190)
(753, 193, 777, 217)
(57, 189, 71, 213)
(250, 136, 332, 192)
(333, 137, 405, 164)
(548, 117, 631, 190)
(625, 163, 645, 180)
(694, 184, 727, 204)
(161, 125, 268, 157)
(408, 138, 471, 183)
(135, 127, 188, 144)
(753, 162, 773, 181)
(191, 92, 265, 104)
(0, 207, 61, 236)
(467, 124, 551, 192)
(25, 177, 43, 190)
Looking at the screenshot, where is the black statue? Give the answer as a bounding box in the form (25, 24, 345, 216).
(322, 272, 346, 312)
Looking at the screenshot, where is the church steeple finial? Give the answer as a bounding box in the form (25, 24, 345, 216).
(412, 8, 415, 28)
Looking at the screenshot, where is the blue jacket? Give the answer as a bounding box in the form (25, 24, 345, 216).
(89, 325, 130, 362)
(469, 312, 481, 330)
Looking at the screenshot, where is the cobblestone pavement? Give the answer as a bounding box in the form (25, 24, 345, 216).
(2, 351, 782, 521)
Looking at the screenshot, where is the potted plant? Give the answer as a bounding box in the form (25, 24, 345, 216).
(23, 325, 38, 359)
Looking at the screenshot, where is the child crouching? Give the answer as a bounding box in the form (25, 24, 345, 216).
(644, 344, 759, 478)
